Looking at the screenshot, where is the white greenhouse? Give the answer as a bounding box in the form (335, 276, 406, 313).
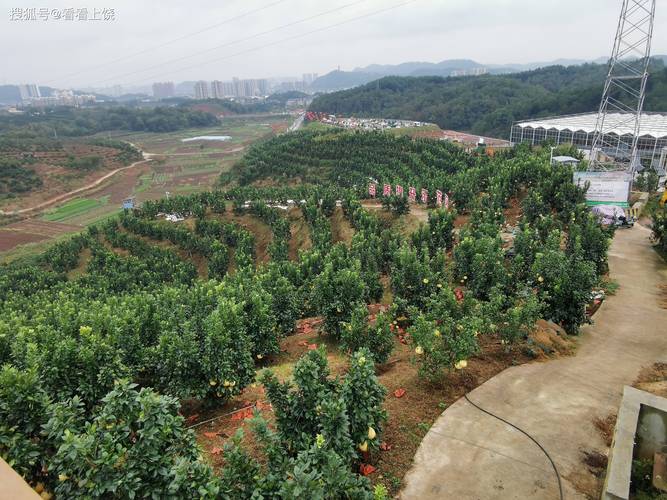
(510, 112, 667, 172)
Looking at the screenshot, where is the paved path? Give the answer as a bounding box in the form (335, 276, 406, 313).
(401, 225, 667, 499)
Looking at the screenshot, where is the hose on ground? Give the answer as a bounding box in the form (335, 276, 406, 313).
(464, 393, 564, 500)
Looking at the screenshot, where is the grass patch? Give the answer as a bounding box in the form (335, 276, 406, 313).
(600, 278, 620, 296)
(42, 197, 108, 222)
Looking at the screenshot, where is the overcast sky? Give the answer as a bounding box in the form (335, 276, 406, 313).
(2, 0, 666, 89)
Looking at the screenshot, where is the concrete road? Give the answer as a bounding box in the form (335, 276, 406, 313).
(288, 112, 305, 132)
(401, 224, 667, 499)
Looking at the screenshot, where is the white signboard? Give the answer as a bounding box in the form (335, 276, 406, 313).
(573, 172, 631, 205)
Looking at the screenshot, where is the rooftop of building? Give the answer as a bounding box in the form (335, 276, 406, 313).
(513, 112, 667, 139)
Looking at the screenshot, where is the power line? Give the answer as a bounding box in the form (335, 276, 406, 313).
(125, 0, 419, 87)
(45, 0, 291, 86)
(88, 0, 372, 88)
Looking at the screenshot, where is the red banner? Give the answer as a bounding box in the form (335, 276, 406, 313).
(408, 187, 416, 203)
(436, 190, 443, 206)
(383, 184, 392, 197)
(421, 188, 428, 204)
(368, 183, 376, 197)
(396, 184, 404, 197)
(444, 193, 450, 209)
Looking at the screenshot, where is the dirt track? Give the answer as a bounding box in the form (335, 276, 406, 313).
(401, 225, 667, 499)
(0, 156, 152, 217)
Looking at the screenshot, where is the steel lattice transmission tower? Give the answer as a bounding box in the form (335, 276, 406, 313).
(589, 0, 656, 171)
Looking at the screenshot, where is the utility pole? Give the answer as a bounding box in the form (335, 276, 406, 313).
(589, 0, 655, 173)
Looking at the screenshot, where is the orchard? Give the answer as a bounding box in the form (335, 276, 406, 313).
(0, 130, 613, 497)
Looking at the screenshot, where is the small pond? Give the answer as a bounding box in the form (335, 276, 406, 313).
(181, 135, 232, 142)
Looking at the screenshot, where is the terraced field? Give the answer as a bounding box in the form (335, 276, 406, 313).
(0, 114, 292, 257)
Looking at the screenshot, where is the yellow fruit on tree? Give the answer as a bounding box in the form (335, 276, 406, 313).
(455, 360, 468, 370)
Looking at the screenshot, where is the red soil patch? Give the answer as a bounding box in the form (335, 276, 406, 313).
(288, 208, 311, 260)
(0, 219, 81, 251)
(330, 206, 355, 246)
(270, 122, 288, 134)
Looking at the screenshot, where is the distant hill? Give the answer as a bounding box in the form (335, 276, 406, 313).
(0, 85, 21, 105)
(311, 58, 600, 92)
(311, 56, 667, 92)
(309, 62, 667, 139)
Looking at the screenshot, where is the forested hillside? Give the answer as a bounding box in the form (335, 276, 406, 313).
(0, 105, 218, 137)
(309, 63, 667, 138)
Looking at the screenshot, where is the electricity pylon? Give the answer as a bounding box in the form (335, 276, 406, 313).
(589, 0, 655, 172)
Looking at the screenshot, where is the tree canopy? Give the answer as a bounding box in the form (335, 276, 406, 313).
(309, 63, 667, 138)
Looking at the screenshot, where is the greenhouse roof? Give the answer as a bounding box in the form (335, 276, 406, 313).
(514, 112, 667, 139)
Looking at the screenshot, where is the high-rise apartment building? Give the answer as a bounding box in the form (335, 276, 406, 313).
(257, 79, 268, 96)
(152, 81, 175, 99)
(211, 80, 225, 99)
(222, 81, 235, 97)
(302, 73, 318, 87)
(18, 84, 41, 100)
(208, 78, 269, 99)
(194, 81, 209, 99)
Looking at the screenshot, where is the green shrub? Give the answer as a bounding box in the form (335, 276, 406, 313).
(0, 366, 50, 480)
(453, 231, 507, 300)
(568, 209, 612, 276)
(341, 349, 387, 453)
(341, 305, 394, 364)
(258, 264, 301, 336)
(532, 231, 597, 334)
(427, 208, 456, 252)
(497, 293, 543, 344)
(408, 314, 480, 381)
(261, 347, 386, 457)
(45, 381, 220, 498)
(652, 203, 667, 254)
(381, 195, 410, 215)
(219, 272, 282, 358)
(390, 243, 439, 312)
(311, 260, 367, 339)
(221, 414, 372, 499)
(155, 299, 255, 400)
